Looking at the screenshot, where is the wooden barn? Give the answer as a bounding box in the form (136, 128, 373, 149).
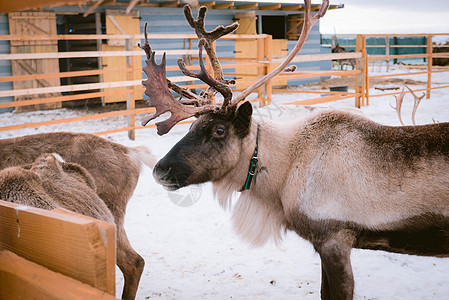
(0, 0, 343, 113)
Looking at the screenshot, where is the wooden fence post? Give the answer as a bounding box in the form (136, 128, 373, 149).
(355, 34, 364, 108)
(126, 38, 135, 140)
(385, 36, 390, 72)
(95, 12, 105, 107)
(426, 35, 433, 99)
(264, 35, 273, 106)
(257, 37, 266, 106)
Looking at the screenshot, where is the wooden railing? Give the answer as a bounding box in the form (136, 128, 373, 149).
(0, 200, 116, 299)
(1, 32, 448, 139)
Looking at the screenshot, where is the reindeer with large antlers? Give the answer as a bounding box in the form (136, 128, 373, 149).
(140, 1, 449, 299)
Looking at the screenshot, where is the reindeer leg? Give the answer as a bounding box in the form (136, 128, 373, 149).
(315, 230, 356, 300)
(116, 222, 145, 300)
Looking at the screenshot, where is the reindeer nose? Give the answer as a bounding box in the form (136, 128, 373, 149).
(153, 158, 192, 190)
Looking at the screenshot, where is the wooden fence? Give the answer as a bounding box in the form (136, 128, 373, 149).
(0, 32, 448, 139)
(327, 33, 449, 106)
(0, 200, 116, 299)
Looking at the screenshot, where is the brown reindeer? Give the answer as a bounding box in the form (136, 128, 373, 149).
(331, 42, 355, 70)
(0, 132, 157, 300)
(0, 153, 114, 222)
(139, 2, 449, 299)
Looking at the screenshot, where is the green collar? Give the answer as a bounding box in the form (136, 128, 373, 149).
(240, 127, 260, 192)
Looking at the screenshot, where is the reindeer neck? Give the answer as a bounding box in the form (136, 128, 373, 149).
(212, 118, 295, 208)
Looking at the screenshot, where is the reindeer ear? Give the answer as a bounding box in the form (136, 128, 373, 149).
(232, 101, 253, 137)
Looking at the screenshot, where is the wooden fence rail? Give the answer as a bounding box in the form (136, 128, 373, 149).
(0, 32, 448, 139)
(0, 200, 116, 299)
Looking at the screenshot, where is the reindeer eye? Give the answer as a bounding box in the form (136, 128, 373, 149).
(211, 125, 226, 139)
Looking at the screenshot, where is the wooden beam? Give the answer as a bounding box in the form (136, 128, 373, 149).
(126, 0, 140, 14)
(213, 2, 234, 9)
(236, 3, 258, 10)
(0, 250, 116, 300)
(259, 4, 281, 10)
(0, 49, 201, 61)
(83, 0, 105, 17)
(159, 0, 180, 7)
(272, 52, 362, 63)
(0, 107, 155, 132)
(282, 4, 303, 11)
(0, 200, 116, 294)
(201, 1, 215, 8)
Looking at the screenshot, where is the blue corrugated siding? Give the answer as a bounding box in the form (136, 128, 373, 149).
(0, 14, 13, 113)
(286, 23, 331, 85)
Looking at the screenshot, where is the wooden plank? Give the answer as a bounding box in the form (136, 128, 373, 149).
(0, 49, 201, 60)
(0, 67, 141, 83)
(427, 35, 433, 99)
(0, 200, 116, 294)
(368, 53, 428, 60)
(271, 39, 288, 86)
(282, 4, 303, 11)
(272, 52, 362, 63)
(201, 2, 215, 8)
(0, 79, 143, 98)
(234, 12, 258, 90)
(0, 107, 155, 132)
(259, 4, 281, 10)
(0, 250, 116, 300)
(9, 12, 61, 112)
(368, 84, 449, 98)
(236, 3, 258, 10)
(273, 89, 354, 96)
(0, 33, 267, 41)
(0, 89, 136, 109)
(213, 2, 234, 9)
(283, 93, 360, 106)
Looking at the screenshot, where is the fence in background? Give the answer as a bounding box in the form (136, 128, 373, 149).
(0, 32, 448, 139)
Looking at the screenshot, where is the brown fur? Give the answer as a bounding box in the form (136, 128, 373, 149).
(154, 106, 449, 299)
(0, 132, 157, 300)
(0, 153, 114, 223)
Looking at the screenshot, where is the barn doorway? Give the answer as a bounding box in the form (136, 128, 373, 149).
(57, 12, 104, 108)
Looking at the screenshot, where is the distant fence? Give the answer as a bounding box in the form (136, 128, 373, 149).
(0, 200, 116, 299)
(355, 33, 449, 106)
(0, 32, 448, 139)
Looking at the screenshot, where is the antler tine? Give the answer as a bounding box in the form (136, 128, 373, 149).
(139, 23, 207, 106)
(177, 39, 233, 105)
(405, 85, 425, 125)
(138, 23, 152, 60)
(140, 26, 216, 135)
(390, 87, 406, 126)
(183, 5, 238, 82)
(231, 0, 329, 105)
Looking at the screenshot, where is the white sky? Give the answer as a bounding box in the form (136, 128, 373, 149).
(319, 0, 449, 34)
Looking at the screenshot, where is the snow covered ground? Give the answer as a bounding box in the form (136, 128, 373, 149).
(1, 67, 449, 299)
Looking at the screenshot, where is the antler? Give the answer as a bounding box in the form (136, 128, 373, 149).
(405, 85, 425, 125)
(177, 39, 233, 105)
(140, 0, 330, 135)
(390, 87, 405, 126)
(139, 26, 217, 135)
(181, 6, 239, 107)
(231, 0, 330, 105)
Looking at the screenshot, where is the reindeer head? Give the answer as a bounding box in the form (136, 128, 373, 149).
(141, 1, 329, 190)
